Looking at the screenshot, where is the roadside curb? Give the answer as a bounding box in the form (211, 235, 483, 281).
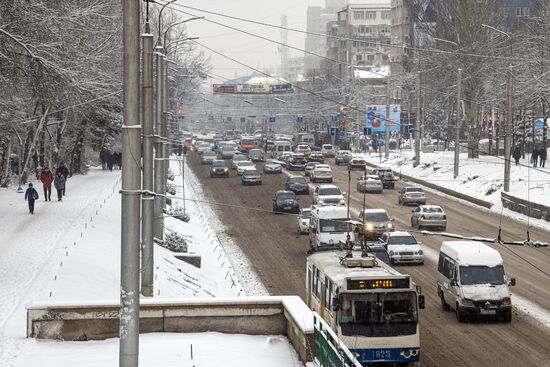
(364, 162, 493, 209)
(501, 191, 550, 222)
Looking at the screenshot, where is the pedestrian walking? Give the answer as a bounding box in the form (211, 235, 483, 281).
(24, 183, 39, 214)
(541, 148, 547, 168)
(183, 145, 188, 155)
(55, 162, 69, 196)
(54, 172, 66, 201)
(512, 146, 521, 166)
(40, 167, 54, 201)
(531, 150, 539, 167)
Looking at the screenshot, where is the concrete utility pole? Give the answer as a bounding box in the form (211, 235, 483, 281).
(385, 74, 391, 159)
(120, 0, 141, 366)
(504, 65, 513, 192)
(141, 25, 154, 297)
(454, 68, 462, 179)
(162, 57, 169, 216)
(154, 46, 165, 241)
(414, 72, 421, 166)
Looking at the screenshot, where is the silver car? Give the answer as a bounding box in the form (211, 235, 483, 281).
(231, 154, 247, 169)
(297, 208, 312, 234)
(357, 175, 383, 193)
(241, 169, 262, 185)
(200, 150, 217, 164)
(398, 187, 427, 206)
(358, 209, 394, 240)
(411, 205, 447, 230)
(304, 162, 319, 177)
(263, 159, 282, 174)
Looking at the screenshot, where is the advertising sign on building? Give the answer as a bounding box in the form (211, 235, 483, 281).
(366, 105, 401, 133)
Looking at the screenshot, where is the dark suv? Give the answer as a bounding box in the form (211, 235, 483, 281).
(272, 190, 300, 214)
(285, 175, 309, 195)
(210, 160, 229, 178)
(374, 167, 397, 189)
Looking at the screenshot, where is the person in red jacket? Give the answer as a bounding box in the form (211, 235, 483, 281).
(40, 167, 54, 201)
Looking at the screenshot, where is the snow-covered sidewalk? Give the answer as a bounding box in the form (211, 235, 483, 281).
(0, 162, 270, 367)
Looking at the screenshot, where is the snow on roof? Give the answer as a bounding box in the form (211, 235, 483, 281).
(362, 208, 387, 213)
(354, 66, 390, 79)
(388, 231, 414, 237)
(441, 241, 503, 267)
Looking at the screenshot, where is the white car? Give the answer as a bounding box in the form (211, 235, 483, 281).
(310, 164, 333, 183)
(236, 161, 256, 175)
(313, 184, 346, 206)
(295, 144, 311, 156)
(379, 231, 424, 265)
(297, 208, 312, 234)
(357, 175, 383, 193)
(321, 144, 335, 157)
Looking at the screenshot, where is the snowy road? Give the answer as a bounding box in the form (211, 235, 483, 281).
(0, 168, 121, 363)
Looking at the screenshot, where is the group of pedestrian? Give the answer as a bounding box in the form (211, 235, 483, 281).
(24, 163, 69, 214)
(511, 145, 547, 168)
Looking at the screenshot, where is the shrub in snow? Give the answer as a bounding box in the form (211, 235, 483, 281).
(163, 231, 188, 253)
(166, 205, 190, 222)
(486, 183, 502, 196)
(167, 170, 175, 181)
(166, 182, 177, 195)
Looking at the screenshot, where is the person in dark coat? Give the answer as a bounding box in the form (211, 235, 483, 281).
(40, 167, 54, 201)
(512, 146, 521, 166)
(55, 163, 69, 196)
(54, 172, 66, 202)
(24, 183, 39, 214)
(532, 150, 539, 167)
(540, 148, 547, 168)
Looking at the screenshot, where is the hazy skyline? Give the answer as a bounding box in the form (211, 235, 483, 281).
(177, 0, 324, 83)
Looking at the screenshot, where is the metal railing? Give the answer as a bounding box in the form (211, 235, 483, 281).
(312, 311, 362, 367)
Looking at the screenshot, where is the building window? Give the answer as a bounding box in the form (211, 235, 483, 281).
(365, 11, 376, 20)
(380, 25, 391, 34)
(516, 7, 529, 17)
(498, 7, 509, 17)
(354, 11, 364, 20)
(367, 54, 374, 61)
(381, 11, 391, 20)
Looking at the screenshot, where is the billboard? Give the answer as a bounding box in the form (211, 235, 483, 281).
(213, 83, 293, 94)
(366, 105, 401, 133)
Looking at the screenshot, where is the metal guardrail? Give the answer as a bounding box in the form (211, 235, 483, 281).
(312, 312, 362, 367)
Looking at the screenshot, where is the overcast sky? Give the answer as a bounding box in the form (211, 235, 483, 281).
(176, 0, 323, 84)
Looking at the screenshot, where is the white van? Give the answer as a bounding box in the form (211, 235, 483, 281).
(273, 140, 292, 158)
(308, 205, 354, 249)
(437, 241, 515, 323)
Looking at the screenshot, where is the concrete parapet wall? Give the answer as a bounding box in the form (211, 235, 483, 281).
(27, 296, 314, 364)
(501, 192, 550, 222)
(365, 162, 493, 209)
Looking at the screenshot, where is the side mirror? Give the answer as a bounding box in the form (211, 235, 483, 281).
(450, 279, 458, 287)
(509, 278, 516, 286)
(418, 295, 425, 310)
(391, 218, 395, 222)
(332, 297, 340, 311)
(342, 192, 347, 196)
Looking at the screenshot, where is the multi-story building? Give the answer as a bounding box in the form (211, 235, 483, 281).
(325, 2, 392, 70)
(305, 6, 322, 72)
(496, 0, 535, 29)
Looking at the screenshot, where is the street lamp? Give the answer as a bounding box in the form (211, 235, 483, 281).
(482, 24, 513, 192)
(156, 0, 177, 46)
(163, 16, 204, 48)
(165, 37, 199, 54)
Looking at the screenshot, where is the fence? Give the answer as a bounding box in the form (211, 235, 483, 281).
(312, 312, 362, 367)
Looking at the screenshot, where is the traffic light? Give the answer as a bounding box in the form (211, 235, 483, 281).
(339, 104, 346, 116)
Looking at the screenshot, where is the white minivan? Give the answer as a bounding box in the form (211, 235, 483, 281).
(273, 140, 292, 159)
(437, 241, 515, 323)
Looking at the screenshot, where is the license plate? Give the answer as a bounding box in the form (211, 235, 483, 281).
(284, 206, 292, 209)
(480, 309, 496, 315)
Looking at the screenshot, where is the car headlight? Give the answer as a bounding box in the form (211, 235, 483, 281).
(224, 168, 228, 172)
(389, 250, 394, 256)
(318, 198, 324, 203)
(501, 297, 511, 306)
(339, 199, 346, 205)
(417, 249, 423, 255)
(461, 299, 475, 307)
(365, 223, 374, 231)
(387, 223, 393, 229)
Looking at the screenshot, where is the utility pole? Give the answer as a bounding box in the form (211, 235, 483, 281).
(454, 68, 462, 179)
(141, 23, 154, 297)
(414, 72, 421, 166)
(504, 65, 513, 192)
(120, 0, 141, 366)
(153, 47, 164, 241)
(162, 56, 169, 216)
(385, 74, 391, 159)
